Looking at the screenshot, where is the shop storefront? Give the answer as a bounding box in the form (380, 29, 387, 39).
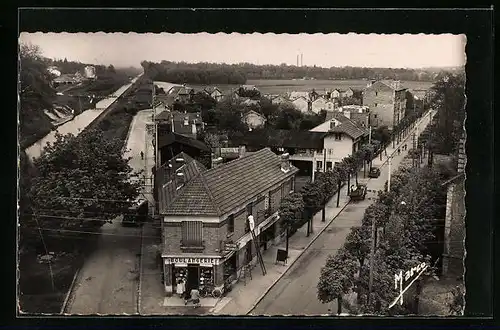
(164, 256, 221, 296)
(260, 222, 276, 251)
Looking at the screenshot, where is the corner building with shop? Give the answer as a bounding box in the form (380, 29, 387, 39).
(156, 148, 298, 296)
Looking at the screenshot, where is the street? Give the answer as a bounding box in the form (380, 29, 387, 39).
(65, 109, 154, 315)
(251, 112, 434, 315)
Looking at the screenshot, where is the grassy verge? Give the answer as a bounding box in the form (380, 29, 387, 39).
(19, 110, 54, 150)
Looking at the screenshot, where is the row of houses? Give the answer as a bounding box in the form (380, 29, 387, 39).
(151, 96, 374, 297)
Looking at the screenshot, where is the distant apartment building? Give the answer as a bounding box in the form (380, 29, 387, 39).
(157, 149, 298, 296)
(363, 80, 407, 130)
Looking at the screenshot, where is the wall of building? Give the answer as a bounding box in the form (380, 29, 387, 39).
(363, 83, 396, 129)
(292, 98, 310, 113)
(442, 180, 465, 278)
(322, 134, 354, 163)
(311, 98, 328, 114)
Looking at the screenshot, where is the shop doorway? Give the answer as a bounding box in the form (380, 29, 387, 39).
(245, 241, 253, 264)
(186, 265, 199, 291)
(260, 223, 276, 251)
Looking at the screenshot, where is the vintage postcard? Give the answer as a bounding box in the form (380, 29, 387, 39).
(18, 27, 467, 316)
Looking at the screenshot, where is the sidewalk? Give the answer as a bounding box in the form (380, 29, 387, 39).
(211, 110, 435, 315)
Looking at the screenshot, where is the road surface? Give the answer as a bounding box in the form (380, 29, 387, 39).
(251, 112, 434, 315)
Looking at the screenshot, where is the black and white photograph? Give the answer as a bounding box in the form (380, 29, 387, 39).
(18, 25, 471, 316)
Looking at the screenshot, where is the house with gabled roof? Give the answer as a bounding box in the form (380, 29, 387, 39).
(242, 109, 266, 129)
(158, 148, 298, 296)
(308, 111, 369, 172)
(204, 86, 223, 102)
(291, 96, 310, 113)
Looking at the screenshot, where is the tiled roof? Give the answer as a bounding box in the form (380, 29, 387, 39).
(158, 132, 210, 151)
(157, 152, 208, 214)
(324, 111, 368, 139)
(231, 128, 326, 149)
(165, 148, 299, 216)
(328, 121, 367, 139)
(204, 86, 221, 94)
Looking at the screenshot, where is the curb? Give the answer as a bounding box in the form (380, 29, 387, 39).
(60, 267, 81, 314)
(246, 112, 432, 315)
(122, 114, 137, 154)
(246, 189, 353, 314)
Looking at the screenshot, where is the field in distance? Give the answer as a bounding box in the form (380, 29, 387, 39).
(188, 79, 434, 96)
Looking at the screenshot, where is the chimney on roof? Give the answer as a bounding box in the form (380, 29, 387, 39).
(239, 146, 246, 158)
(281, 153, 290, 173)
(212, 157, 224, 168)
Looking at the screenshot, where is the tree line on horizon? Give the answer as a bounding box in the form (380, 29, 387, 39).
(141, 60, 446, 86)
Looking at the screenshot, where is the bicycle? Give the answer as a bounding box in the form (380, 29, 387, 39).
(199, 285, 223, 298)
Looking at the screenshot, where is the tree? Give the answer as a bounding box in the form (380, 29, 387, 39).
(26, 129, 142, 246)
(372, 126, 391, 159)
(344, 226, 371, 275)
(428, 72, 466, 155)
(279, 192, 305, 256)
(301, 180, 326, 236)
(317, 248, 358, 315)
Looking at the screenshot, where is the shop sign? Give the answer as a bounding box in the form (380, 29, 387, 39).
(166, 257, 219, 265)
(389, 262, 428, 309)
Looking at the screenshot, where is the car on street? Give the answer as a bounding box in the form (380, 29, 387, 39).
(368, 167, 381, 178)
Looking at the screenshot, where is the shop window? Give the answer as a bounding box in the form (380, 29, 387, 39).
(326, 161, 333, 171)
(181, 221, 203, 247)
(316, 161, 322, 170)
(227, 215, 234, 235)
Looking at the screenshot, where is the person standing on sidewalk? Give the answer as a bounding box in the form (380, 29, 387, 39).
(141, 151, 144, 160)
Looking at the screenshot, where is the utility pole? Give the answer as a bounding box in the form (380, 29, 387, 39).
(387, 156, 391, 192)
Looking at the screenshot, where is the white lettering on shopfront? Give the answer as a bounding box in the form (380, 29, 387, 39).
(165, 257, 219, 265)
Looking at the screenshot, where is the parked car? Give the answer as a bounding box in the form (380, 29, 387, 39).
(368, 167, 381, 178)
(349, 184, 367, 201)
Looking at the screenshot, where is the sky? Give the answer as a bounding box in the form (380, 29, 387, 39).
(19, 32, 466, 69)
